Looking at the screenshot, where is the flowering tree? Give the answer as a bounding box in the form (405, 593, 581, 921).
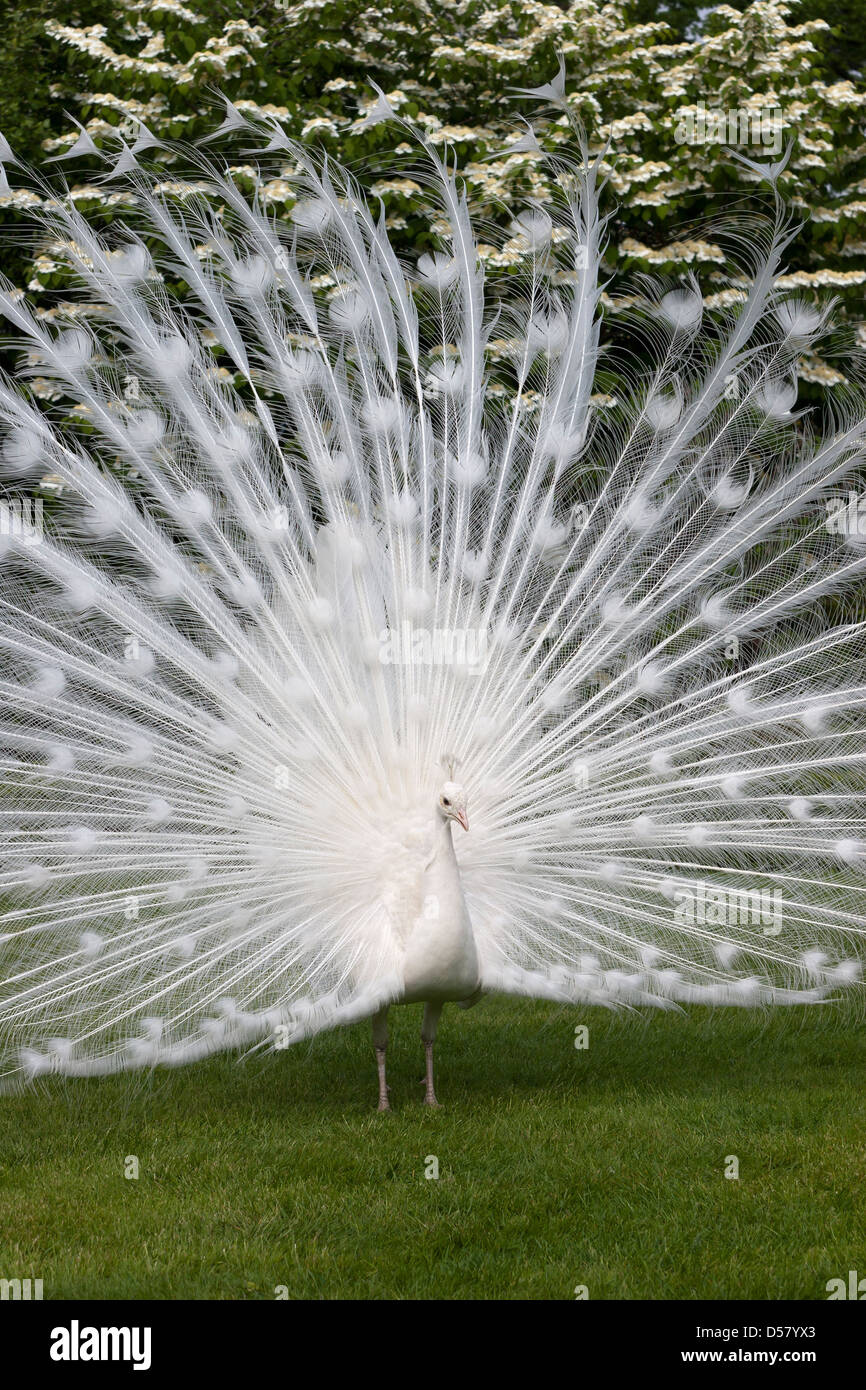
(4, 0, 865, 383)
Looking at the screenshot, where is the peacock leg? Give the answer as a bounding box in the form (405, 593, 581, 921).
(372, 1006, 390, 1112)
(421, 1001, 443, 1107)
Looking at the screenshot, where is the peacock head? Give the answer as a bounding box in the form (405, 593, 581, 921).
(438, 781, 469, 832)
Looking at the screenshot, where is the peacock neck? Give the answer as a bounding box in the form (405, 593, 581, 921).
(431, 813, 457, 865)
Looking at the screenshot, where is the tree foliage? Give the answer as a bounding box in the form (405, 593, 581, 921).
(2, 1, 865, 382)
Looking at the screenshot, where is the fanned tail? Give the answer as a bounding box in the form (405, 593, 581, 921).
(0, 104, 864, 1088)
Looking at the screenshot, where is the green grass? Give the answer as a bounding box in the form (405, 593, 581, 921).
(0, 998, 864, 1299)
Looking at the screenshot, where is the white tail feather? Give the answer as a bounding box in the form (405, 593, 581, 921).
(0, 107, 864, 1086)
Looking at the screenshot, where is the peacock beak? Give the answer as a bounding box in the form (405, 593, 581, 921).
(456, 809, 469, 832)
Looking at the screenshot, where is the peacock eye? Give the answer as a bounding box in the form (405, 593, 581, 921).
(442, 797, 450, 806)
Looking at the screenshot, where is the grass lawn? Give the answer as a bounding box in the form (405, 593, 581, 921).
(0, 996, 863, 1300)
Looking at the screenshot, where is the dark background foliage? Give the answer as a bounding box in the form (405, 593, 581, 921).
(0, 1, 861, 166)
